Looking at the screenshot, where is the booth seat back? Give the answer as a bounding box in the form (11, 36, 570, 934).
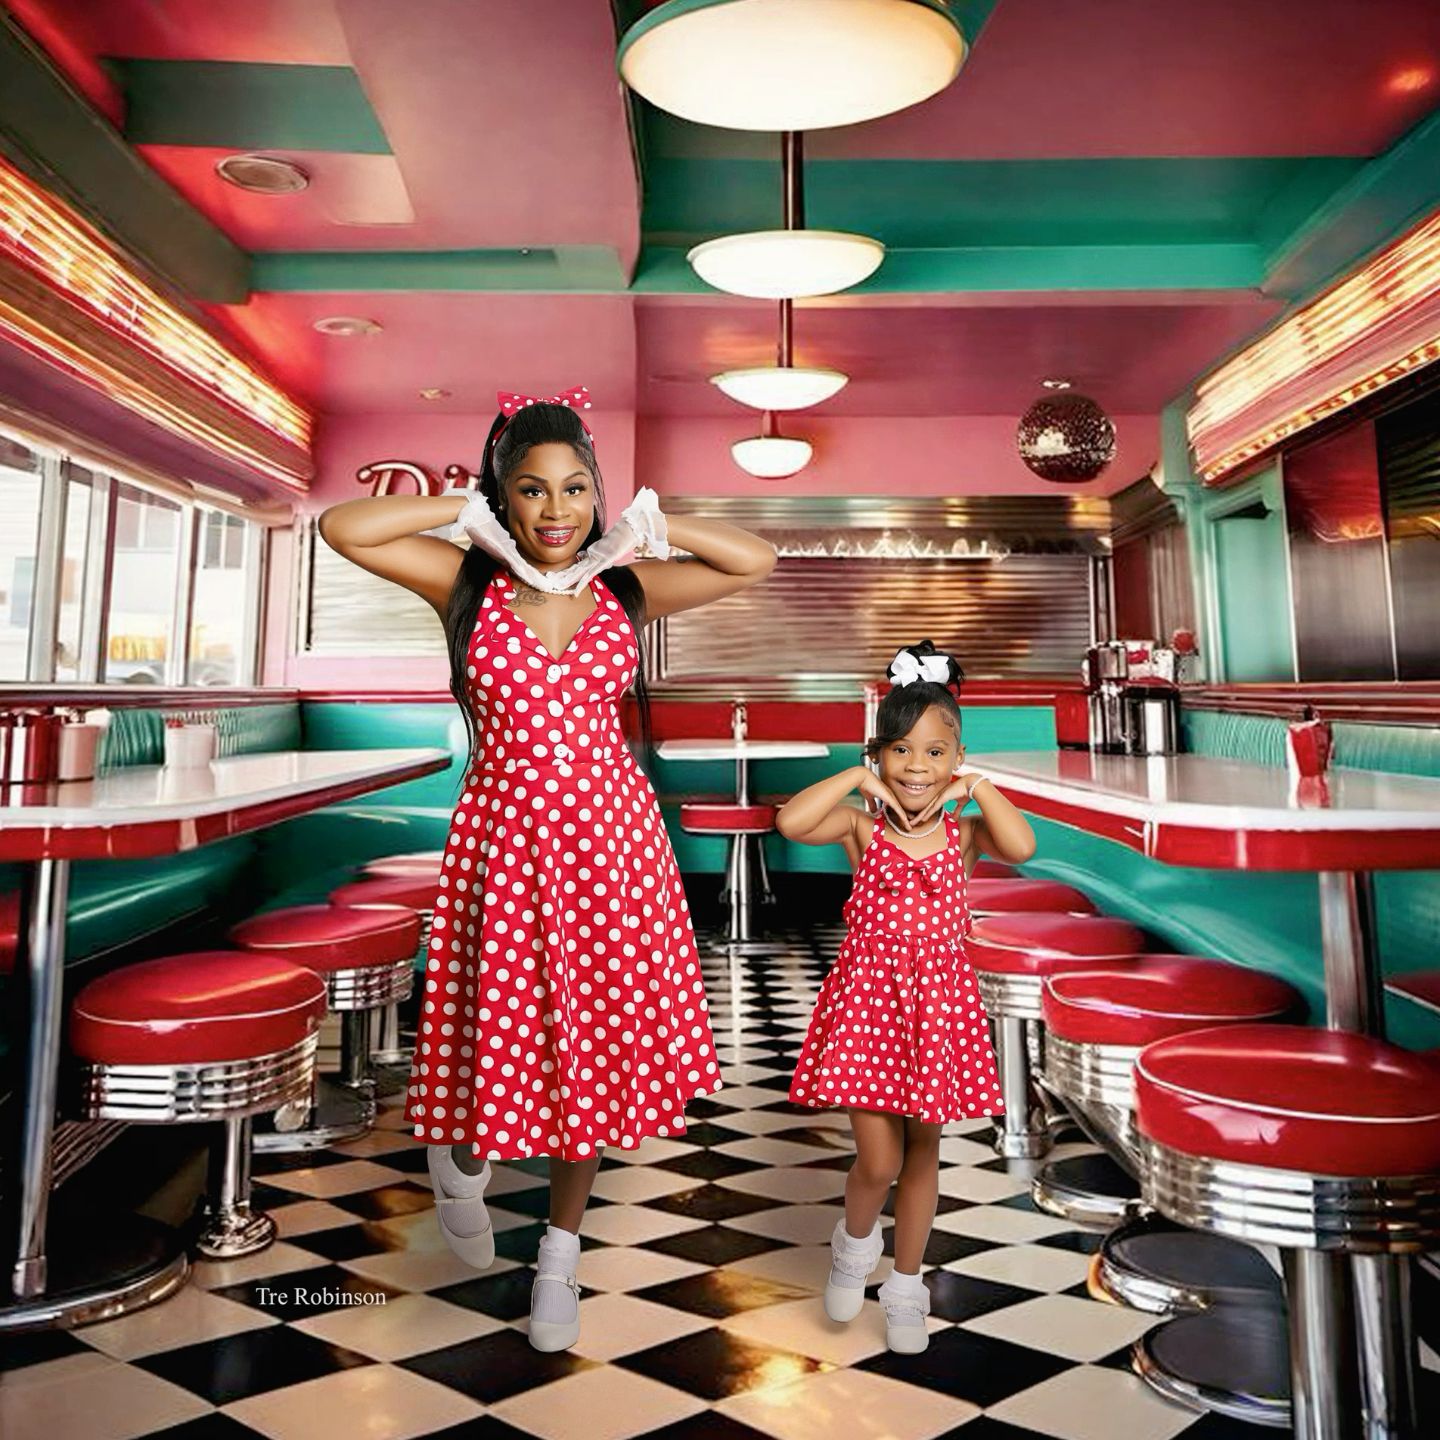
(1182, 708, 1440, 778)
(97, 702, 301, 769)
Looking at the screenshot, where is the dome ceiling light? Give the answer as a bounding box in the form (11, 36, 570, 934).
(711, 295, 848, 411)
(732, 410, 813, 479)
(688, 132, 883, 300)
(1017, 391, 1117, 483)
(618, 0, 967, 131)
(313, 316, 382, 337)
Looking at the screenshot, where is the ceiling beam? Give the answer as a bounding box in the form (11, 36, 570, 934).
(0, 12, 249, 304)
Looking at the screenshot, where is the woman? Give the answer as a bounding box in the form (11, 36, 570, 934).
(318, 392, 775, 1351)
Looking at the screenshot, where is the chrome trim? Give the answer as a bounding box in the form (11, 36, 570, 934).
(976, 969, 1044, 1020)
(50, 1119, 128, 1187)
(327, 957, 414, 1011)
(1141, 1136, 1440, 1253)
(1133, 1309, 1292, 1429)
(1042, 1034, 1144, 1169)
(75, 1032, 318, 1123)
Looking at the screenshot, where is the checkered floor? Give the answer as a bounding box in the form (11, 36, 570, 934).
(4, 925, 1436, 1440)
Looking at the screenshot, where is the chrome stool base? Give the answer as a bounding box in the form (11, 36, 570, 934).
(252, 1075, 374, 1153)
(1033, 1151, 1140, 1229)
(195, 1205, 277, 1261)
(1135, 1306, 1292, 1429)
(1098, 1213, 1284, 1315)
(0, 1209, 188, 1334)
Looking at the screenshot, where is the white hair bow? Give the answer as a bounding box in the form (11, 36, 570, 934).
(889, 651, 951, 687)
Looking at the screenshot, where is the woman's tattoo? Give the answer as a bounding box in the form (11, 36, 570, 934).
(514, 584, 547, 606)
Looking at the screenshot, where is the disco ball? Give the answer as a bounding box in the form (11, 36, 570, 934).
(1016, 393, 1117, 482)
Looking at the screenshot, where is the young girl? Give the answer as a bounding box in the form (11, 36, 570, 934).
(778, 641, 1036, 1353)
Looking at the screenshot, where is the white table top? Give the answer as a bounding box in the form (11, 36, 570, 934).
(656, 739, 832, 762)
(969, 750, 1440, 871)
(0, 747, 450, 861)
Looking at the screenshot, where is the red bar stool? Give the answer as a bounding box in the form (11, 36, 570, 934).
(968, 877, 1096, 917)
(1041, 957, 1305, 1427)
(967, 912, 1146, 1161)
(331, 873, 436, 1074)
(230, 903, 420, 1151)
(679, 801, 778, 944)
(1135, 1026, 1440, 1438)
(70, 952, 327, 1260)
(361, 850, 445, 880)
(971, 859, 1019, 879)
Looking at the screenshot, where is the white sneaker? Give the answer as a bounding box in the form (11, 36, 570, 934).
(426, 1144, 495, 1269)
(824, 1219, 883, 1322)
(528, 1229, 582, 1352)
(878, 1272, 931, 1353)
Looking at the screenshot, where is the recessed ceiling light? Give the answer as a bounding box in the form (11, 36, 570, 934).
(619, 0, 967, 131)
(313, 316, 382, 337)
(688, 231, 884, 299)
(711, 366, 849, 411)
(1041, 377, 1073, 390)
(216, 154, 310, 195)
(419, 388, 451, 401)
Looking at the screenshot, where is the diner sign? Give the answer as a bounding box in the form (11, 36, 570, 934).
(355, 461, 480, 496)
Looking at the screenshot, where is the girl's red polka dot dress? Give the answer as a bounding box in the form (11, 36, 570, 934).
(406, 571, 721, 1160)
(790, 811, 1003, 1122)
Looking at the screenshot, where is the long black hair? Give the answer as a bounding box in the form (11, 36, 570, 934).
(442, 401, 652, 763)
(865, 640, 965, 759)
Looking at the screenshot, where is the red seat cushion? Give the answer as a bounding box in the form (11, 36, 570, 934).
(1386, 972, 1440, 1017)
(967, 913, 1146, 975)
(1135, 1025, 1440, 1177)
(230, 903, 420, 971)
(329, 875, 437, 911)
(971, 860, 1018, 880)
(968, 878, 1096, 915)
(361, 851, 445, 879)
(70, 952, 327, 1065)
(679, 802, 778, 835)
(1043, 956, 1302, 1046)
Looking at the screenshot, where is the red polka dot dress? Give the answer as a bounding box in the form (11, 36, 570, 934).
(406, 571, 721, 1160)
(789, 812, 1003, 1122)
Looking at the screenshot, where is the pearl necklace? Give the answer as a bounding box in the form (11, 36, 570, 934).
(882, 806, 945, 841)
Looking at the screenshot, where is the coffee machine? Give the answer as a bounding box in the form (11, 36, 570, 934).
(1082, 641, 1129, 753)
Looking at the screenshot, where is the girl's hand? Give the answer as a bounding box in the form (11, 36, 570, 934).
(854, 769, 912, 830)
(915, 771, 984, 829)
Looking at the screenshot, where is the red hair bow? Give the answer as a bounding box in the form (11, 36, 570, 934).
(496, 385, 595, 440)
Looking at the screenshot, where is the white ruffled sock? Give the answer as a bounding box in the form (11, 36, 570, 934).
(531, 1226, 581, 1327)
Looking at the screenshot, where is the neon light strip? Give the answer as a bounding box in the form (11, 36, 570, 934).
(1187, 209, 1440, 482)
(0, 156, 312, 453)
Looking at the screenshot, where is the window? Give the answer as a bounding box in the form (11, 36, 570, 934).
(0, 435, 42, 681)
(105, 483, 183, 684)
(54, 465, 95, 682)
(190, 509, 262, 684)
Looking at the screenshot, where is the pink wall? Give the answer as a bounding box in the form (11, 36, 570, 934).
(638, 414, 1158, 497)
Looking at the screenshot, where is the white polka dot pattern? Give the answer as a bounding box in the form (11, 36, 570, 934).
(405, 571, 721, 1159)
(789, 813, 1004, 1123)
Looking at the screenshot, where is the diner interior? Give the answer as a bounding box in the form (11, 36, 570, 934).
(2, 2, 1440, 1438)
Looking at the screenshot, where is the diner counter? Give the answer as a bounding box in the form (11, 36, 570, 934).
(0, 748, 451, 861)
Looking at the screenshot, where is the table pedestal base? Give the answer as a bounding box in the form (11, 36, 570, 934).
(0, 1207, 187, 1334)
(1032, 1151, 1140, 1229)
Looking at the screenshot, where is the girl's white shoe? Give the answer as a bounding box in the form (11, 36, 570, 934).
(824, 1219, 883, 1322)
(877, 1270, 931, 1353)
(528, 1227, 582, 1352)
(426, 1145, 495, 1269)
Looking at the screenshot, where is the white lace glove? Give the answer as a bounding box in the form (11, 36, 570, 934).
(440, 487, 670, 596)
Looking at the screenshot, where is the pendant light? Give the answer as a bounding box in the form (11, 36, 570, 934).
(618, 0, 967, 131)
(687, 133, 883, 299)
(711, 296, 848, 411)
(732, 410, 814, 479)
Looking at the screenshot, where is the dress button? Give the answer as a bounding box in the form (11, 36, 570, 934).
(547, 664, 563, 683)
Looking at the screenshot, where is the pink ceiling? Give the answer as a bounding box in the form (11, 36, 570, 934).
(811, 0, 1440, 159)
(31, 0, 640, 259)
(214, 293, 639, 414)
(636, 294, 1284, 417)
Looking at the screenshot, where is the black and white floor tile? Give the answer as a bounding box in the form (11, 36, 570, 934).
(4, 923, 1436, 1440)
